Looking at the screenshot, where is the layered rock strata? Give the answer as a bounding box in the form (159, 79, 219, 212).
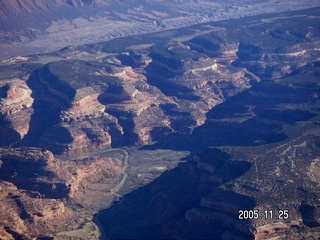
(0, 79, 34, 146)
(0, 147, 123, 239)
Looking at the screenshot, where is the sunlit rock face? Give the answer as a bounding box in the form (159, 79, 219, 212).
(0, 147, 122, 239)
(0, 79, 34, 146)
(1, 7, 320, 157)
(0, 6, 320, 240)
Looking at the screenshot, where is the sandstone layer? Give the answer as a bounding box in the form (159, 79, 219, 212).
(0, 7, 319, 240)
(3, 10, 319, 156)
(0, 147, 123, 239)
(0, 79, 34, 146)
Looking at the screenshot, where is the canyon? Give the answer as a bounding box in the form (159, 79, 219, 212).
(0, 5, 320, 240)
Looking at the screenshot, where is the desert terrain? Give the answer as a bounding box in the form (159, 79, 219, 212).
(0, 2, 320, 240)
(1, 0, 320, 59)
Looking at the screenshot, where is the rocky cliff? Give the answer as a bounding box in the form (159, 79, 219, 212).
(0, 7, 320, 240)
(0, 33, 263, 156)
(97, 139, 320, 239)
(0, 147, 123, 239)
(0, 79, 34, 146)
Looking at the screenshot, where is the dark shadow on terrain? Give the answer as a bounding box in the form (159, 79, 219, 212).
(186, 35, 231, 60)
(16, 68, 72, 154)
(149, 126, 173, 143)
(37, 237, 54, 240)
(14, 196, 31, 220)
(116, 51, 142, 68)
(0, 121, 21, 147)
(98, 85, 131, 104)
(189, 37, 221, 53)
(0, 84, 27, 146)
(141, 110, 290, 152)
(4, 227, 25, 240)
(95, 148, 255, 240)
(141, 64, 318, 151)
(160, 103, 197, 131)
(145, 51, 200, 101)
(0, 156, 69, 199)
(35, 125, 73, 154)
(97, 89, 133, 147)
(105, 108, 139, 147)
(96, 10, 320, 240)
(231, 42, 266, 77)
(299, 203, 320, 228)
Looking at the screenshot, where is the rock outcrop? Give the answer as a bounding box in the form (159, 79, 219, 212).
(0, 7, 320, 240)
(97, 139, 320, 239)
(0, 79, 34, 146)
(0, 147, 123, 239)
(2, 10, 319, 157)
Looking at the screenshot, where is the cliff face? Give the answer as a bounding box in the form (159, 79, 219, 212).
(0, 147, 122, 239)
(0, 147, 68, 239)
(0, 79, 34, 145)
(97, 148, 255, 239)
(96, 136, 320, 239)
(9, 49, 257, 157)
(1, 8, 319, 156)
(25, 62, 119, 156)
(0, 7, 320, 240)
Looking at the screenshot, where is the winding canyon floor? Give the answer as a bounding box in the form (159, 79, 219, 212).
(0, 6, 320, 240)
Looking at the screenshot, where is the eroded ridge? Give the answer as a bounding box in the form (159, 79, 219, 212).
(0, 7, 319, 240)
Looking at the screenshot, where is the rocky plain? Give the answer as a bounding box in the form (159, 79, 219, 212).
(0, 1, 320, 240)
(1, 0, 320, 59)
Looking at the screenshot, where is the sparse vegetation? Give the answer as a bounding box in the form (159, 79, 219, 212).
(0, 5, 320, 240)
